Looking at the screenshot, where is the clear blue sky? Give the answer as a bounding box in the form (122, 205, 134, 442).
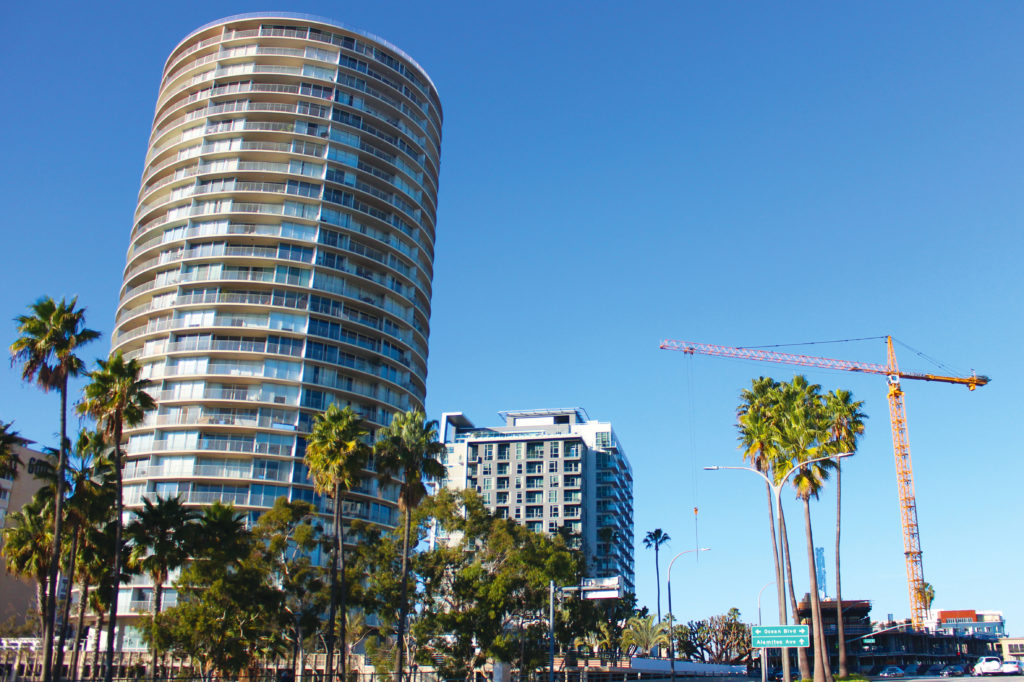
(1, 0, 1021, 633)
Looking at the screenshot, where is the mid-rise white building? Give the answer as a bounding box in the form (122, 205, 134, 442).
(439, 408, 634, 593)
(930, 609, 1006, 639)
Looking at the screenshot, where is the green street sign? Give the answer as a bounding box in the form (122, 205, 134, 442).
(752, 625, 810, 648)
(863, 638, 876, 644)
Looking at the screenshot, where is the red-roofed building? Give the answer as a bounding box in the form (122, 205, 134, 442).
(934, 610, 1005, 639)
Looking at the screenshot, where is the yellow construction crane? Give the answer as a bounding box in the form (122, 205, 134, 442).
(659, 335, 989, 628)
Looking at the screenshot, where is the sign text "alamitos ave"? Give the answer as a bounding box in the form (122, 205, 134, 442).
(751, 625, 810, 648)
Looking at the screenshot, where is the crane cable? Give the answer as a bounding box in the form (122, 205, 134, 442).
(686, 353, 700, 556)
(739, 335, 971, 379)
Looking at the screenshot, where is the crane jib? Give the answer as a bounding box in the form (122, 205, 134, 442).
(659, 339, 988, 387)
(660, 336, 988, 629)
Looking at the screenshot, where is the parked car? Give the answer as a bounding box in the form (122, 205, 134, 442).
(973, 657, 1003, 676)
(881, 667, 907, 678)
(940, 665, 965, 677)
(929, 664, 949, 675)
(999, 660, 1022, 675)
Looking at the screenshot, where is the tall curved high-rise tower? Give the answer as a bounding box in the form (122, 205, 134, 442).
(111, 14, 440, 645)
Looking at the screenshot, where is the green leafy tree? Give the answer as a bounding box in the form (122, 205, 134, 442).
(305, 403, 371, 681)
(127, 495, 198, 680)
(251, 497, 323, 674)
(822, 389, 866, 678)
(10, 295, 99, 682)
(674, 619, 711, 662)
(77, 350, 154, 682)
(147, 503, 284, 681)
(673, 609, 751, 664)
(413, 489, 578, 681)
(374, 410, 446, 682)
(148, 561, 283, 681)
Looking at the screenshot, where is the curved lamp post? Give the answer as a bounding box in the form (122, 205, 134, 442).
(667, 547, 710, 682)
(704, 452, 851, 682)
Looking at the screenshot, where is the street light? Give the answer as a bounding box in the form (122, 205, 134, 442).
(667, 547, 710, 682)
(704, 452, 851, 682)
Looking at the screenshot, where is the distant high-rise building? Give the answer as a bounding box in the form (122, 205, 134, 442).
(439, 408, 635, 593)
(111, 13, 441, 649)
(0, 444, 54, 628)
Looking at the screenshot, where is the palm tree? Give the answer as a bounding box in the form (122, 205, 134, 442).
(76, 350, 154, 682)
(58, 430, 113, 676)
(737, 378, 804, 680)
(915, 582, 935, 614)
(575, 621, 617, 657)
(0, 421, 25, 479)
(374, 410, 446, 682)
(193, 501, 250, 566)
(776, 376, 829, 682)
(127, 495, 198, 681)
(823, 389, 866, 678)
(72, 516, 117, 682)
(305, 404, 371, 682)
(775, 378, 834, 682)
(642, 529, 671, 635)
(10, 295, 99, 681)
(620, 615, 670, 656)
(1, 496, 54, 635)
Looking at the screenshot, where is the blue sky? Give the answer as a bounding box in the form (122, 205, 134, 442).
(1, 1, 1021, 633)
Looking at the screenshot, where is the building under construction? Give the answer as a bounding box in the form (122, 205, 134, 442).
(759, 598, 1000, 675)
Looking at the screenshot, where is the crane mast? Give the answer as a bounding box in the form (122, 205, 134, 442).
(884, 338, 926, 626)
(660, 335, 988, 629)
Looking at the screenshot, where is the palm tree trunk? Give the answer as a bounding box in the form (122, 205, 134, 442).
(150, 577, 164, 682)
(45, 381, 71, 682)
(326, 487, 341, 681)
(802, 497, 825, 682)
(394, 509, 413, 682)
(655, 540, 663, 622)
(92, 608, 105, 678)
(339, 494, 348, 682)
(654, 545, 661, 656)
(834, 465, 847, 679)
(37, 574, 50, 645)
(57, 528, 82, 678)
(71, 582, 90, 682)
(817, 604, 832, 682)
(765, 484, 790, 682)
(104, 418, 124, 682)
(779, 504, 810, 680)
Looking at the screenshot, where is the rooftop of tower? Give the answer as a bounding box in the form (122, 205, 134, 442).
(172, 12, 439, 97)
